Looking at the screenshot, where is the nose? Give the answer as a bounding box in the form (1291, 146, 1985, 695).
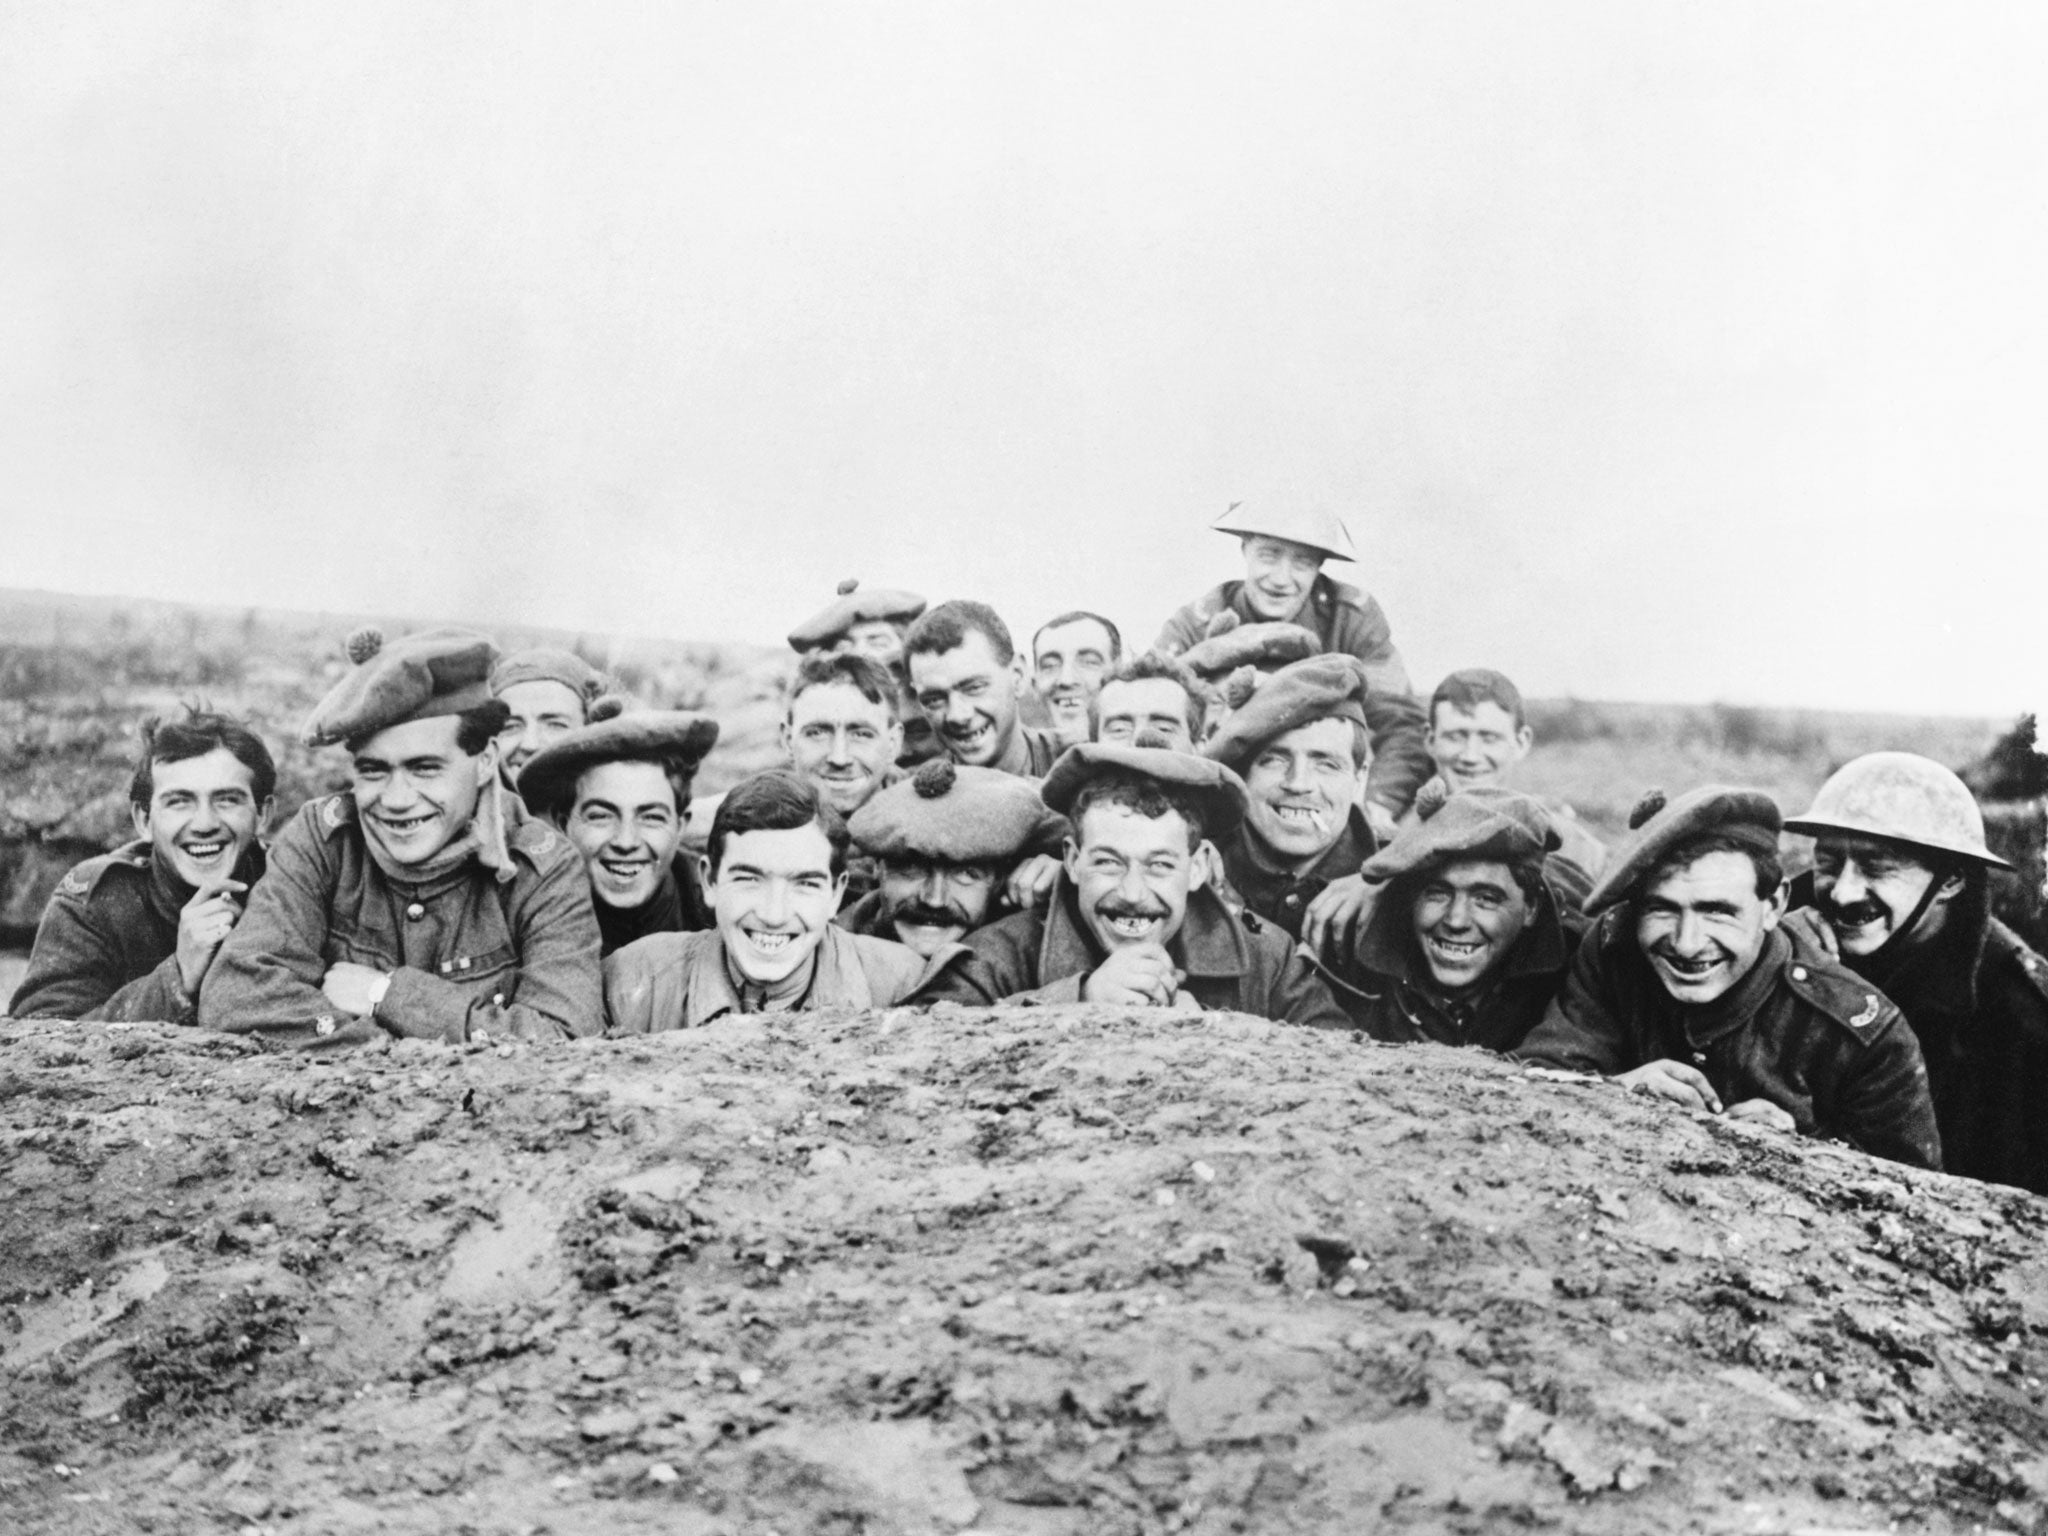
(379, 769, 422, 809)
(1830, 861, 1868, 904)
(1442, 893, 1476, 933)
(606, 821, 644, 854)
(1671, 910, 1709, 955)
(758, 879, 791, 925)
(1281, 755, 1314, 793)
(188, 798, 222, 832)
(919, 870, 948, 905)
(824, 726, 853, 764)
(944, 694, 977, 726)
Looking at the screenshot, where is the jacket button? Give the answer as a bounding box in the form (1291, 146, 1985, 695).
(406, 902, 426, 920)
(1791, 966, 1808, 981)
(1691, 1051, 1706, 1065)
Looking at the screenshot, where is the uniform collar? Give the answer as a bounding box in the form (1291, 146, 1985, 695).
(1235, 802, 1376, 884)
(1038, 873, 1253, 982)
(1673, 925, 1791, 1047)
(686, 924, 876, 1027)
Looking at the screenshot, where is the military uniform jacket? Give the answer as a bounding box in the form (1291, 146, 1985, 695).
(8, 840, 266, 1023)
(990, 722, 1062, 780)
(1517, 914, 1941, 1171)
(603, 924, 958, 1033)
(1219, 804, 1378, 943)
(593, 863, 712, 958)
(1155, 575, 1432, 816)
(917, 874, 1352, 1030)
(199, 793, 602, 1050)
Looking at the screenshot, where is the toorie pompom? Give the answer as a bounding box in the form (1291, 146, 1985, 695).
(913, 758, 956, 798)
(1628, 788, 1668, 831)
(1222, 665, 1259, 711)
(1414, 776, 1451, 821)
(587, 693, 629, 724)
(345, 627, 383, 665)
(1203, 609, 1242, 640)
(836, 577, 860, 596)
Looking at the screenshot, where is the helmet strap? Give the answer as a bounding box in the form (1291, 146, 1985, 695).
(1860, 866, 1952, 984)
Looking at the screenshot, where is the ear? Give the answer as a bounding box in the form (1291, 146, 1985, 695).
(475, 739, 501, 785)
(1513, 725, 1534, 757)
(255, 796, 276, 836)
(1762, 878, 1789, 929)
(1009, 655, 1027, 699)
(1933, 870, 1967, 906)
(699, 852, 717, 890)
(131, 801, 150, 841)
(831, 868, 849, 903)
(778, 720, 794, 759)
(1189, 840, 1216, 892)
(1061, 835, 1082, 885)
(884, 719, 904, 757)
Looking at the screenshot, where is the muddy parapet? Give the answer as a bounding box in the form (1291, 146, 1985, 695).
(2, 1007, 2046, 1535)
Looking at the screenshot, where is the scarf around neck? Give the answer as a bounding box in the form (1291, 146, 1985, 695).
(361, 777, 516, 890)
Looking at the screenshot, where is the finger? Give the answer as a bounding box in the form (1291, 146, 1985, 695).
(192, 877, 249, 903)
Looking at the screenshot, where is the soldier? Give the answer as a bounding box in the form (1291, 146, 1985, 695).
(201, 627, 602, 1048)
(1322, 787, 1590, 1050)
(1030, 610, 1122, 749)
(516, 699, 721, 957)
(1516, 786, 1940, 1170)
(1154, 501, 1430, 824)
(9, 708, 274, 1023)
(1785, 753, 2048, 1193)
(491, 647, 606, 786)
(605, 769, 956, 1030)
(787, 578, 938, 767)
(782, 652, 904, 821)
(840, 758, 1071, 956)
(1202, 655, 1379, 944)
(906, 600, 1060, 778)
(1095, 651, 1209, 755)
(918, 743, 1349, 1028)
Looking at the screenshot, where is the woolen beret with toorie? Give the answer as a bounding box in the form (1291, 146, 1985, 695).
(302, 627, 499, 747)
(490, 647, 606, 703)
(1584, 784, 1783, 915)
(787, 578, 928, 652)
(1360, 786, 1560, 885)
(1200, 654, 1371, 772)
(514, 697, 722, 816)
(1040, 742, 1250, 841)
(1178, 614, 1322, 681)
(848, 759, 1069, 866)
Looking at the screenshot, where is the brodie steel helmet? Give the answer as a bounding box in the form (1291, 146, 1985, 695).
(1210, 499, 1359, 563)
(1784, 751, 2011, 871)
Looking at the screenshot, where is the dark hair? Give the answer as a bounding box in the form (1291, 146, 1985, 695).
(1431, 668, 1527, 732)
(788, 651, 899, 717)
(130, 708, 278, 812)
(568, 754, 696, 821)
(343, 700, 510, 758)
(905, 600, 1015, 666)
(1102, 650, 1209, 739)
(707, 768, 848, 877)
(1033, 610, 1123, 665)
(1649, 832, 1784, 900)
(1068, 769, 1208, 853)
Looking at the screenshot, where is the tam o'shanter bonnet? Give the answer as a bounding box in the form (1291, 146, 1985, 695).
(1584, 784, 1782, 916)
(848, 759, 1068, 865)
(490, 647, 606, 704)
(515, 695, 723, 816)
(302, 627, 499, 748)
(787, 578, 928, 652)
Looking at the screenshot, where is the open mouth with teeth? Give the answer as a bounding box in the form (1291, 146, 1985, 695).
(740, 928, 799, 957)
(944, 719, 995, 752)
(180, 839, 232, 863)
(1653, 950, 1727, 986)
(1425, 935, 1486, 963)
(376, 811, 438, 838)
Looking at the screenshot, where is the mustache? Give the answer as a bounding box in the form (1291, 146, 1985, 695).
(1821, 896, 1888, 927)
(1096, 896, 1170, 922)
(890, 899, 974, 929)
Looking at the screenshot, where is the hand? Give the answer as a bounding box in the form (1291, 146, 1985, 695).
(322, 962, 391, 1017)
(1617, 1058, 1723, 1113)
(1723, 1098, 1796, 1134)
(175, 878, 248, 997)
(1302, 874, 1380, 959)
(1082, 943, 1185, 1006)
(1363, 801, 1401, 844)
(1003, 854, 1061, 912)
(1779, 906, 1840, 959)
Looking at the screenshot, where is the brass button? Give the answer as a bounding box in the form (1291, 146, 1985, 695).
(1791, 966, 1807, 981)
(406, 902, 426, 921)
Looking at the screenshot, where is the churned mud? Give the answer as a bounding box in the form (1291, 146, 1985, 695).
(3, 1005, 2047, 1535)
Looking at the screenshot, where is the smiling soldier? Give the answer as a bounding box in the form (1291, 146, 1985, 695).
(491, 647, 606, 787)
(10, 709, 274, 1022)
(788, 578, 938, 767)
(1325, 787, 1590, 1050)
(516, 698, 721, 957)
(1030, 610, 1122, 749)
(917, 744, 1348, 1027)
(906, 600, 1060, 778)
(201, 628, 602, 1048)
(1095, 651, 1210, 755)
(1785, 752, 2048, 1192)
(1516, 786, 1940, 1170)
(604, 769, 959, 1030)
(1155, 500, 1430, 825)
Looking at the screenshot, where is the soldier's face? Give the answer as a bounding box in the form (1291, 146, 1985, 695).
(783, 681, 901, 816)
(1032, 618, 1117, 748)
(1066, 803, 1209, 952)
(878, 856, 1000, 958)
(134, 746, 269, 890)
(496, 680, 586, 781)
(843, 621, 908, 674)
(564, 761, 685, 911)
(1410, 858, 1532, 995)
(1635, 849, 1785, 1005)
(1239, 536, 1324, 622)
(1242, 717, 1366, 866)
(1428, 702, 1532, 792)
(705, 822, 846, 985)
(1097, 677, 1198, 754)
(350, 715, 495, 866)
(1811, 834, 1960, 957)
(910, 632, 1024, 768)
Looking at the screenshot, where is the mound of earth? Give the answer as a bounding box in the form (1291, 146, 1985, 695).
(3, 1006, 2046, 1535)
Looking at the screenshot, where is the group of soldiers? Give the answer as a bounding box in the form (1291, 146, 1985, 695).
(11, 503, 2048, 1196)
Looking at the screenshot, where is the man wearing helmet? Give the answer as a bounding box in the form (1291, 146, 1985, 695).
(1787, 752, 2048, 1193)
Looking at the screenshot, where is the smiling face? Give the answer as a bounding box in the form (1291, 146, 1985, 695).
(564, 760, 685, 911)
(706, 821, 846, 985)
(784, 680, 901, 816)
(1635, 848, 1784, 1006)
(1811, 834, 1960, 957)
(910, 631, 1024, 768)
(1065, 802, 1207, 953)
(877, 856, 1001, 957)
(351, 715, 494, 866)
(1427, 701, 1533, 792)
(1242, 716, 1367, 869)
(1032, 618, 1117, 747)
(1409, 858, 1533, 995)
(133, 746, 268, 889)
(1239, 535, 1325, 622)
(497, 679, 586, 780)
(1096, 676, 1198, 754)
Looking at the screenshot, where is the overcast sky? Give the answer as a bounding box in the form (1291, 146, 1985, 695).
(3, 3, 2043, 714)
